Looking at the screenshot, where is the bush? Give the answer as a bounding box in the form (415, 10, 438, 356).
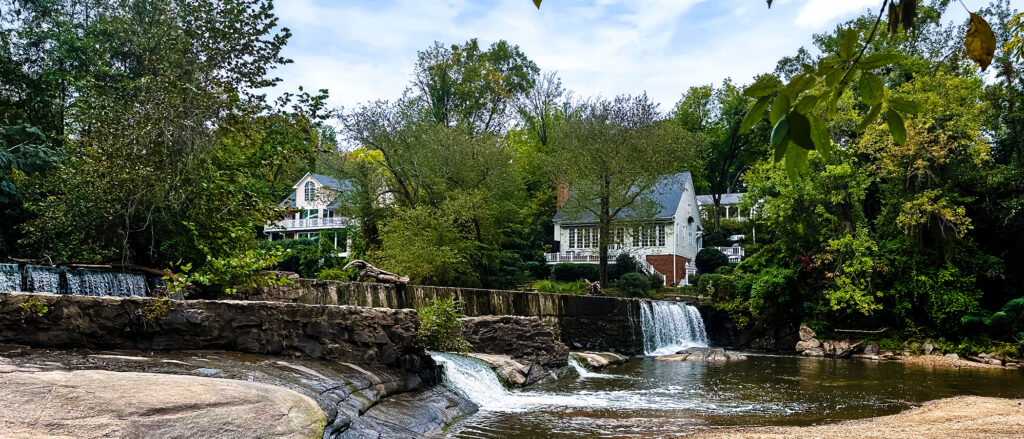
(695, 247, 729, 274)
(317, 266, 355, 281)
(646, 273, 665, 290)
(531, 280, 586, 295)
(961, 297, 1024, 344)
(416, 297, 472, 352)
(610, 253, 642, 280)
(552, 263, 600, 282)
(616, 272, 652, 297)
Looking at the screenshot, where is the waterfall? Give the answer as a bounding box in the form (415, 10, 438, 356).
(65, 269, 147, 297)
(1, 265, 148, 297)
(431, 352, 597, 410)
(24, 265, 61, 293)
(638, 301, 709, 355)
(0, 264, 21, 292)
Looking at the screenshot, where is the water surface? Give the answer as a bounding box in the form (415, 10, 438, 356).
(441, 354, 1024, 438)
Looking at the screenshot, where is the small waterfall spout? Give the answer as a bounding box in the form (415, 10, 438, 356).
(639, 301, 709, 355)
(0, 264, 148, 297)
(431, 351, 517, 409)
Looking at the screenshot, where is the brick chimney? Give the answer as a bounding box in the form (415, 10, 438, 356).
(556, 176, 569, 208)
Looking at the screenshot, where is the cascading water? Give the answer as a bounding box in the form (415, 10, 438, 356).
(638, 301, 709, 355)
(0, 264, 21, 292)
(23, 265, 61, 293)
(0, 264, 148, 296)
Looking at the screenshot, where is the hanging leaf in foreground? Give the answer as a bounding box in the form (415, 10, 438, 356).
(533, 0, 542, 9)
(965, 13, 996, 70)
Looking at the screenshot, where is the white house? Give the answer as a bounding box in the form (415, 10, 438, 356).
(696, 192, 750, 263)
(548, 172, 703, 286)
(265, 173, 351, 253)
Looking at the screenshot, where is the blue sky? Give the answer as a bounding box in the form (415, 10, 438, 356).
(271, 0, 984, 113)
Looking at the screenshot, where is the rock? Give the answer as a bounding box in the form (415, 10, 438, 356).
(979, 352, 989, 359)
(795, 339, 821, 352)
(460, 315, 569, 387)
(922, 342, 934, 355)
(864, 342, 880, 355)
(821, 339, 862, 358)
(945, 353, 960, 360)
(908, 342, 922, 354)
(799, 325, 816, 342)
(801, 347, 825, 357)
(851, 353, 879, 361)
(988, 358, 1003, 366)
(0, 370, 326, 439)
(571, 351, 628, 370)
(658, 347, 746, 362)
(1006, 363, 1019, 369)
(464, 353, 531, 387)
(196, 368, 223, 377)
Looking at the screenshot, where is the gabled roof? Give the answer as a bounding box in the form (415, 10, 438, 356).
(282, 173, 352, 206)
(696, 193, 744, 206)
(554, 172, 693, 223)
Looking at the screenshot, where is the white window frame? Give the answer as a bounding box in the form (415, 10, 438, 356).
(303, 181, 316, 202)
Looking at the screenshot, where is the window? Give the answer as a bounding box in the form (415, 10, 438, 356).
(323, 209, 334, 218)
(303, 181, 316, 202)
(567, 227, 599, 249)
(308, 209, 319, 219)
(635, 224, 666, 247)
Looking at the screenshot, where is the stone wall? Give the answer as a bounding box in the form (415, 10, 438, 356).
(248, 280, 648, 354)
(0, 292, 434, 381)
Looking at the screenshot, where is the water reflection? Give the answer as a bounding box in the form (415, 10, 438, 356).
(443, 354, 1023, 438)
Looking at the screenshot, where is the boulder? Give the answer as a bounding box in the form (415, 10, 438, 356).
(460, 315, 569, 386)
(795, 339, 821, 352)
(798, 325, 816, 342)
(922, 341, 935, 355)
(571, 351, 628, 370)
(988, 358, 1003, 366)
(863, 342, 880, 356)
(821, 339, 862, 358)
(660, 347, 747, 362)
(945, 353, 960, 360)
(1006, 363, 1019, 369)
(0, 370, 326, 439)
(801, 347, 825, 357)
(464, 353, 531, 387)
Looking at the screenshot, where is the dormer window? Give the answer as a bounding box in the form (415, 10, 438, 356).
(303, 181, 316, 202)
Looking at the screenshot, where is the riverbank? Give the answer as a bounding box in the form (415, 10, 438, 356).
(686, 396, 1024, 438)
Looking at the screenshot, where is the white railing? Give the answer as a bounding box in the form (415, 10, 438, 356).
(544, 249, 667, 286)
(715, 245, 745, 263)
(265, 217, 348, 232)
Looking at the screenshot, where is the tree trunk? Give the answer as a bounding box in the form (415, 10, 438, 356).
(712, 193, 722, 233)
(598, 178, 612, 287)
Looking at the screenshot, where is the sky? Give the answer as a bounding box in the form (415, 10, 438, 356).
(270, 0, 985, 114)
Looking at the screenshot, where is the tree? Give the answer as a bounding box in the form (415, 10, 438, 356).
(555, 94, 697, 285)
(413, 39, 539, 134)
(695, 247, 729, 274)
(674, 80, 768, 232)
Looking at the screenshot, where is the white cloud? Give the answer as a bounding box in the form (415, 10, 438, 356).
(793, 0, 879, 29)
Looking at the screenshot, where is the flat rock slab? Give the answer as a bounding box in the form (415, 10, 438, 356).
(657, 347, 747, 362)
(0, 370, 325, 439)
(687, 396, 1024, 439)
(571, 351, 629, 370)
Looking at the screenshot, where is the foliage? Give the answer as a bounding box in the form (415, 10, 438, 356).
(962, 297, 1024, 344)
(373, 206, 478, 287)
(695, 247, 729, 274)
(554, 94, 699, 285)
(416, 297, 472, 352)
(19, 297, 49, 321)
(609, 253, 643, 280)
(552, 263, 600, 283)
(258, 234, 346, 278)
(142, 297, 172, 323)
(317, 266, 356, 282)
(166, 246, 292, 295)
(531, 280, 586, 295)
(615, 272, 654, 298)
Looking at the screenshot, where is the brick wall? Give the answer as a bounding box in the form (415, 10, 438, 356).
(645, 254, 691, 286)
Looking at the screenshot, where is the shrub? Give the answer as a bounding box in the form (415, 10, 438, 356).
(552, 263, 600, 282)
(695, 247, 729, 274)
(317, 266, 355, 281)
(646, 273, 665, 290)
(610, 253, 642, 280)
(416, 297, 472, 352)
(531, 280, 586, 295)
(616, 272, 651, 297)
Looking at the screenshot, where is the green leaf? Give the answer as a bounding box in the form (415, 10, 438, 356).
(795, 94, 818, 113)
(740, 95, 771, 134)
(785, 142, 809, 182)
(858, 71, 883, 106)
(827, 88, 842, 120)
(743, 75, 782, 97)
(858, 52, 903, 69)
(858, 104, 882, 132)
(770, 116, 790, 162)
(809, 115, 832, 161)
(889, 96, 921, 115)
(839, 28, 859, 61)
(769, 92, 791, 126)
(787, 111, 814, 150)
(886, 109, 906, 145)
(782, 73, 816, 99)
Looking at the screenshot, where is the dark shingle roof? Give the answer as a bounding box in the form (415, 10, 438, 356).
(554, 172, 693, 223)
(311, 174, 351, 191)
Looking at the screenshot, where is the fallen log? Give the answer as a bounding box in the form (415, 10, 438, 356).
(834, 327, 890, 334)
(342, 260, 410, 285)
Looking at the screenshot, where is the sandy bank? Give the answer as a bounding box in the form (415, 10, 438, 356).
(686, 396, 1024, 439)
